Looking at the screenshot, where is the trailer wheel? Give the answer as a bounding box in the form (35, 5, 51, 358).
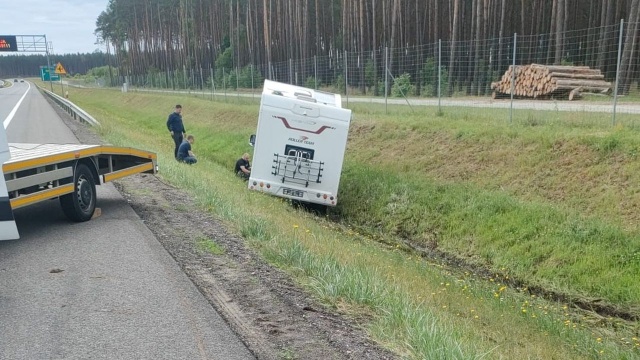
(60, 163, 96, 222)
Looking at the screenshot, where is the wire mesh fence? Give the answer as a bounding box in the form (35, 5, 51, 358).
(110, 21, 640, 127)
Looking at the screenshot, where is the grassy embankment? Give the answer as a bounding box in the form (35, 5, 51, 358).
(50, 85, 640, 359)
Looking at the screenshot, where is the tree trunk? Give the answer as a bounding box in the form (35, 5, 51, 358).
(473, 0, 483, 95)
(264, 0, 272, 78)
(372, 0, 378, 96)
(448, 0, 461, 96)
(596, 0, 614, 71)
(498, 0, 506, 73)
(554, 0, 565, 65)
(620, 0, 640, 94)
(388, 0, 400, 94)
(547, 0, 557, 62)
(360, 0, 366, 94)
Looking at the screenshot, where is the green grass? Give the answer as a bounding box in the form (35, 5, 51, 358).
(338, 165, 640, 304)
(196, 236, 225, 255)
(43, 84, 640, 359)
(278, 347, 296, 360)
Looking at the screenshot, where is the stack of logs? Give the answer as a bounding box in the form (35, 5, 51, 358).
(491, 64, 612, 100)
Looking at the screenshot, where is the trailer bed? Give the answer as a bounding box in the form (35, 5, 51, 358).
(4, 143, 157, 210)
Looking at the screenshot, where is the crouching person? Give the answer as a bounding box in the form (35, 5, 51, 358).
(177, 135, 197, 164)
(235, 153, 251, 180)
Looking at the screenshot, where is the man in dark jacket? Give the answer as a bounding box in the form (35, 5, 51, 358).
(166, 104, 186, 159)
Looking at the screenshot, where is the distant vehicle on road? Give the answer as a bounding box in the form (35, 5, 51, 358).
(19, 79, 24, 83)
(13, 79, 17, 82)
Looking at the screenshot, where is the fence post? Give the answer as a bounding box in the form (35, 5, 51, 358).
(214, 67, 216, 100)
(314, 55, 318, 90)
(385, 46, 389, 114)
(613, 19, 624, 127)
(345, 50, 349, 105)
(200, 67, 204, 94)
(289, 58, 293, 84)
(510, 33, 517, 124)
(183, 66, 187, 91)
(438, 39, 442, 114)
(251, 64, 255, 99)
(191, 68, 195, 91)
(223, 68, 227, 102)
(236, 66, 240, 101)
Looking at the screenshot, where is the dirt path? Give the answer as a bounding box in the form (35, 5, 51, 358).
(50, 95, 396, 360)
(114, 176, 395, 360)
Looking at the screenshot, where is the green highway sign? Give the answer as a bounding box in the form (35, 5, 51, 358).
(40, 66, 60, 81)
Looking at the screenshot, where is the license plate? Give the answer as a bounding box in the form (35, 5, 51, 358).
(282, 188, 304, 198)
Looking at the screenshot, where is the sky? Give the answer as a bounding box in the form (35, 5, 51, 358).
(3, 0, 108, 54)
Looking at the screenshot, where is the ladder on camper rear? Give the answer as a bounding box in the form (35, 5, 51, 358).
(271, 153, 324, 187)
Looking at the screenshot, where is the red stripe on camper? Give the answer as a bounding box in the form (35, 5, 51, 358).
(274, 116, 334, 134)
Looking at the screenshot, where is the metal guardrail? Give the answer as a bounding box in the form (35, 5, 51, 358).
(38, 85, 101, 127)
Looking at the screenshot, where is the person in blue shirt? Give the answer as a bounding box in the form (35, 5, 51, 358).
(177, 135, 197, 164)
(166, 104, 186, 159)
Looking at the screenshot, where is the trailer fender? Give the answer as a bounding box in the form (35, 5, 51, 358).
(76, 157, 100, 185)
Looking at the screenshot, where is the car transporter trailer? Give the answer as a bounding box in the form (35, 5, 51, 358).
(0, 142, 157, 240)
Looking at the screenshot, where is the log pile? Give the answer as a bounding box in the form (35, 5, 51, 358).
(491, 64, 612, 100)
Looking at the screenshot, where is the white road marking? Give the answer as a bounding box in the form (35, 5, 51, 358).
(3, 82, 31, 129)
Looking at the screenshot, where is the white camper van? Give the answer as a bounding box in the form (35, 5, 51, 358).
(248, 80, 352, 206)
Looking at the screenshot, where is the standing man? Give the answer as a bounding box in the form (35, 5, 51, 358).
(177, 135, 197, 164)
(166, 104, 186, 159)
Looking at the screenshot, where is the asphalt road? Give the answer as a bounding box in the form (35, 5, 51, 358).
(0, 81, 254, 359)
(2, 81, 77, 143)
